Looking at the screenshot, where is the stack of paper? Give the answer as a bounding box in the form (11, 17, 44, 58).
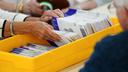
(52, 9, 112, 38)
(53, 30, 81, 46)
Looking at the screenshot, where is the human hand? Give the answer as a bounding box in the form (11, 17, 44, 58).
(27, 21, 61, 41)
(8, 21, 61, 41)
(23, 0, 43, 15)
(40, 9, 64, 22)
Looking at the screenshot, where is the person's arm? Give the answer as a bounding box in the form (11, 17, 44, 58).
(79, 0, 97, 10)
(0, 19, 7, 38)
(25, 9, 64, 22)
(3, 21, 61, 41)
(73, 0, 112, 10)
(70, 0, 97, 10)
(95, 0, 112, 7)
(0, 8, 44, 22)
(80, 32, 128, 72)
(0, 0, 43, 15)
(0, 0, 16, 11)
(79, 36, 113, 72)
(0, 8, 28, 21)
(0, 8, 64, 22)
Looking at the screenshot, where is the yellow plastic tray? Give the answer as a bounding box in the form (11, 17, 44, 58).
(0, 19, 122, 72)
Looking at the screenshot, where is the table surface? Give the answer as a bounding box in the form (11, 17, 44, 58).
(60, 60, 85, 72)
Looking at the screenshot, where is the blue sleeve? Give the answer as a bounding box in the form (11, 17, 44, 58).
(80, 36, 113, 72)
(79, 32, 128, 72)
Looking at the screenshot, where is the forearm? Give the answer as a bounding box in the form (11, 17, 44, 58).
(0, 0, 16, 11)
(2, 17, 43, 37)
(25, 16, 52, 22)
(4, 21, 30, 37)
(80, 0, 97, 10)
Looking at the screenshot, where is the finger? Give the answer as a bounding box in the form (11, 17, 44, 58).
(61, 8, 69, 13)
(38, 30, 54, 40)
(35, 30, 52, 41)
(54, 9, 64, 17)
(32, 31, 46, 41)
(46, 32, 61, 41)
(40, 29, 61, 41)
(40, 16, 52, 22)
(42, 22, 53, 30)
(45, 29, 61, 41)
(40, 34, 49, 40)
(50, 12, 59, 17)
(34, 7, 43, 14)
(42, 24, 61, 41)
(43, 23, 53, 29)
(40, 22, 61, 41)
(31, 0, 43, 14)
(52, 10, 63, 17)
(44, 11, 59, 17)
(47, 24, 54, 29)
(32, 0, 41, 7)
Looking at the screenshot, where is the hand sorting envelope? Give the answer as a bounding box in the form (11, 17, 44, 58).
(10, 9, 112, 57)
(52, 9, 112, 38)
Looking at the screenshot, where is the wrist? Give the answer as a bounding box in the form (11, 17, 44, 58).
(2, 20, 7, 37)
(4, 21, 11, 37)
(4, 21, 32, 37)
(24, 17, 41, 21)
(14, 22, 32, 35)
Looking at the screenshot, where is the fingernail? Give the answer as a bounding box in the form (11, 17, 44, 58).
(60, 15, 64, 17)
(48, 17, 52, 19)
